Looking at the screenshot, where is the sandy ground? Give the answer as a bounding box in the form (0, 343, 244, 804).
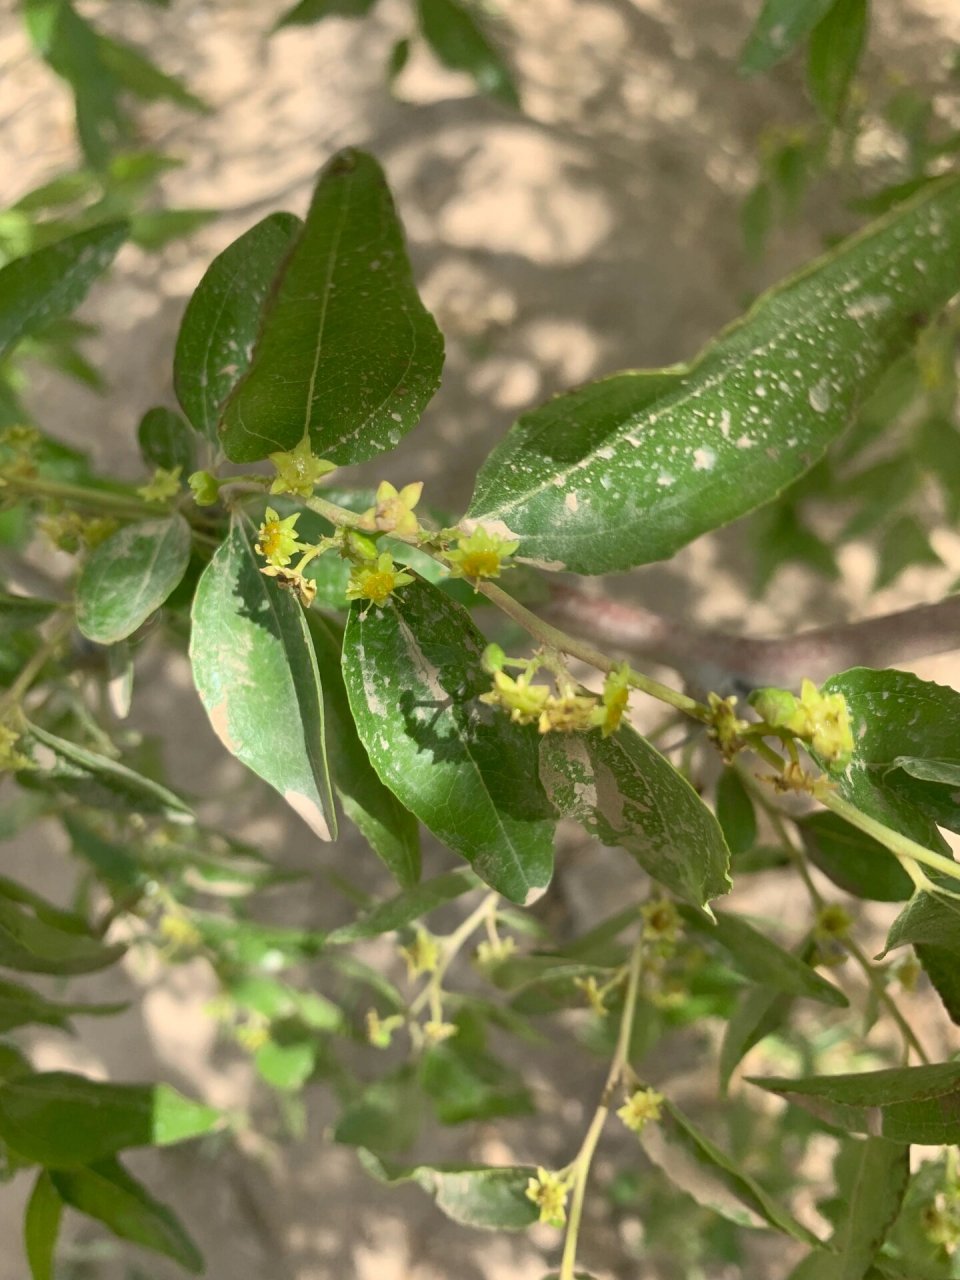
(2, 0, 960, 1276)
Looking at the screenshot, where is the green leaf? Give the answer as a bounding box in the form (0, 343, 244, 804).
(789, 1139, 910, 1279)
(173, 211, 302, 443)
(680, 908, 848, 1006)
(0, 222, 126, 360)
(467, 178, 960, 574)
(891, 756, 960, 786)
(326, 868, 480, 944)
(25, 1170, 62, 1280)
(807, 0, 868, 120)
(50, 1157, 203, 1272)
(638, 1099, 821, 1243)
(228, 975, 341, 1029)
(913, 943, 960, 1025)
(360, 1150, 538, 1229)
(874, 516, 943, 591)
(63, 814, 146, 893)
(137, 407, 196, 475)
(274, 0, 378, 27)
(307, 611, 420, 885)
(421, 1038, 533, 1125)
(220, 148, 444, 466)
(96, 33, 205, 111)
(0, 894, 124, 976)
(130, 208, 218, 251)
(254, 1038, 316, 1092)
(76, 515, 192, 645)
(752, 500, 840, 593)
(819, 668, 960, 844)
(798, 812, 914, 902)
(739, 0, 838, 75)
(416, 0, 518, 106)
(189, 516, 336, 839)
(719, 984, 795, 1092)
(335, 1072, 422, 1154)
(881, 891, 960, 957)
(0, 977, 125, 1034)
(540, 726, 730, 907)
(26, 722, 193, 822)
(715, 769, 757, 855)
(341, 578, 554, 905)
(748, 1062, 960, 1143)
(0, 1072, 220, 1166)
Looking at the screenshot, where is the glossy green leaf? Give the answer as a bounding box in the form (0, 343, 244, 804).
(0, 894, 124, 976)
(307, 611, 420, 885)
(819, 668, 960, 844)
(137, 406, 197, 475)
(50, 1158, 203, 1272)
(0, 977, 125, 1034)
(749, 1062, 960, 1143)
(739, 0, 837, 74)
(540, 727, 730, 907)
(416, 0, 518, 106)
(327, 868, 480, 944)
(275, 0, 377, 25)
(715, 769, 757, 855)
(0, 1072, 220, 1166)
(913, 944, 960, 1025)
(221, 149, 444, 465)
(890, 757, 960, 787)
(807, 0, 868, 120)
(174, 212, 302, 442)
(342, 578, 554, 904)
(798, 812, 913, 902)
(76, 515, 191, 645)
(680, 908, 847, 1006)
(360, 1151, 538, 1229)
(26, 723, 193, 822)
(0, 221, 126, 360)
(638, 1099, 820, 1243)
(468, 178, 960, 574)
(881, 891, 960, 957)
(190, 516, 336, 839)
(25, 1170, 62, 1280)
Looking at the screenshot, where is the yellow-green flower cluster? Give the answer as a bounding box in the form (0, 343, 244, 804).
(475, 934, 517, 970)
(399, 926, 440, 980)
(641, 898, 681, 949)
(525, 1168, 571, 1228)
(706, 692, 750, 761)
(752, 678, 854, 768)
(593, 664, 631, 737)
(617, 1087, 664, 1135)
(138, 466, 182, 504)
(923, 1194, 960, 1255)
(445, 526, 519, 581)
(366, 1009, 404, 1048)
(268, 438, 336, 499)
(38, 510, 117, 553)
(358, 480, 423, 536)
(0, 722, 30, 773)
(345, 552, 414, 607)
(574, 974, 609, 1018)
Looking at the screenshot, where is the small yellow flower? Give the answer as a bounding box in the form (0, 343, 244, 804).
(268, 437, 336, 499)
(137, 466, 182, 504)
(0, 722, 30, 773)
(923, 1196, 960, 1254)
(82, 517, 117, 548)
(814, 903, 853, 941)
(445, 526, 519, 581)
(538, 689, 599, 735)
(475, 934, 517, 970)
(423, 1019, 459, 1044)
(259, 564, 317, 607)
(189, 470, 220, 506)
(358, 480, 423, 536)
(525, 1168, 571, 1228)
(591, 663, 631, 737)
(398, 926, 440, 981)
(641, 898, 681, 948)
(574, 975, 609, 1018)
(158, 911, 202, 954)
(366, 1009, 404, 1048)
(707, 692, 750, 761)
(235, 1017, 270, 1053)
(479, 669, 551, 726)
(255, 507, 304, 568)
(617, 1087, 664, 1135)
(345, 552, 414, 607)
